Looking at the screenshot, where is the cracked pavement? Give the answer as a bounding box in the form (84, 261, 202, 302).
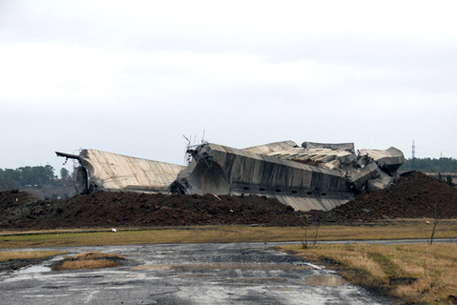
(0, 242, 393, 305)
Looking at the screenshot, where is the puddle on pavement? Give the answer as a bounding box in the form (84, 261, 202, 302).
(133, 263, 309, 271)
(302, 275, 348, 287)
(179, 273, 214, 278)
(224, 283, 258, 287)
(18, 265, 51, 274)
(132, 265, 172, 270)
(217, 277, 287, 283)
(175, 263, 304, 270)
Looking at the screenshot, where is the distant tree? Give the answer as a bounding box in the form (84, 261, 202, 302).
(438, 173, 443, 182)
(60, 168, 70, 180)
(445, 175, 456, 187)
(0, 165, 55, 188)
(400, 157, 457, 172)
(0, 168, 20, 184)
(0, 168, 20, 191)
(437, 173, 456, 187)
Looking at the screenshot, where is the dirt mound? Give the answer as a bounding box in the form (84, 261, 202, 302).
(0, 189, 38, 206)
(307, 171, 457, 223)
(0, 192, 307, 230)
(0, 171, 456, 229)
(0, 189, 41, 228)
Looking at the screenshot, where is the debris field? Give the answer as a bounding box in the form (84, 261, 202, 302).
(59, 141, 405, 212)
(0, 171, 456, 230)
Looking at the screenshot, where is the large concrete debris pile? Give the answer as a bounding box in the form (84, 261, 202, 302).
(56, 140, 404, 211)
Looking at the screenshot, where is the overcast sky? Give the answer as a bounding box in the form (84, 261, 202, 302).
(1, 0, 456, 175)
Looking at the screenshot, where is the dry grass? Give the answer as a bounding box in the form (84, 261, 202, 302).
(54, 259, 120, 270)
(1, 221, 457, 249)
(0, 251, 67, 262)
(51, 252, 126, 271)
(282, 243, 457, 304)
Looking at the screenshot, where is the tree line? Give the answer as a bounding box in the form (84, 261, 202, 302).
(0, 165, 71, 190)
(400, 157, 457, 173)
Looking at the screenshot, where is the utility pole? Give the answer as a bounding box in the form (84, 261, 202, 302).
(440, 151, 443, 172)
(412, 140, 416, 170)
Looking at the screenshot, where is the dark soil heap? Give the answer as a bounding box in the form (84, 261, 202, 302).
(0, 191, 306, 230)
(0, 171, 456, 230)
(307, 171, 457, 223)
(0, 189, 37, 206)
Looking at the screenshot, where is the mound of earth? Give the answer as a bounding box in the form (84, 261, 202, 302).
(0, 171, 456, 229)
(0, 191, 307, 230)
(0, 189, 37, 206)
(306, 171, 457, 223)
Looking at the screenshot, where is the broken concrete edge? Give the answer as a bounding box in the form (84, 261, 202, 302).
(358, 147, 404, 175)
(172, 143, 357, 211)
(301, 141, 355, 154)
(56, 140, 404, 212)
(241, 140, 299, 155)
(56, 149, 185, 195)
(55, 151, 81, 162)
(346, 162, 380, 192)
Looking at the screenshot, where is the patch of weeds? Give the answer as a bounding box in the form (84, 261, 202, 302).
(0, 251, 66, 262)
(51, 252, 127, 271)
(281, 243, 457, 304)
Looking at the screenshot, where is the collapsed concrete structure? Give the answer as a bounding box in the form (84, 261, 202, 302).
(56, 150, 185, 195)
(56, 140, 404, 211)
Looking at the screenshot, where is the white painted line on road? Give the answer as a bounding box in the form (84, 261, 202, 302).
(23, 294, 70, 298)
(69, 285, 136, 291)
(303, 263, 322, 270)
(84, 290, 99, 304)
(104, 285, 137, 290)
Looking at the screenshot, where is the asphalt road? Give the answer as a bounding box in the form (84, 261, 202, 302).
(0, 241, 404, 305)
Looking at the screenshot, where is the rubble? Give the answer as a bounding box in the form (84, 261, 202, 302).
(56, 140, 405, 211)
(170, 141, 404, 211)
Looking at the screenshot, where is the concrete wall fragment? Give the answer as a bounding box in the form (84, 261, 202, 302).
(367, 169, 395, 190)
(358, 147, 405, 175)
(171, 143, 355, 211)
(346, 162, 379, 192)
(56, 149, 184, 194)
(301, 142, 355, 153)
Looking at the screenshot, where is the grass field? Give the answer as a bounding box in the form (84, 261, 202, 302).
(281, 243, 457, 305)
(1, 221, 456, 249)
(0, 250, 67, 262)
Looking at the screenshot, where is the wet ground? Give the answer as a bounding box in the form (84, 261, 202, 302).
(0, 242, 392, 305)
